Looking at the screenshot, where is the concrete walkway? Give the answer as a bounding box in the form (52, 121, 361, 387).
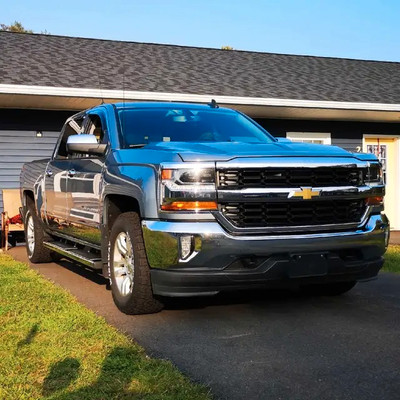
(390, 231, 400, 245)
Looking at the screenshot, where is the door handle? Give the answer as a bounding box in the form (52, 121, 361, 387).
(68, 169, 76, 177)
(45, 169, 53, 177)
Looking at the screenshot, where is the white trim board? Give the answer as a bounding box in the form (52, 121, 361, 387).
(363, 134, 400, 230)
(1, 84, 400, 112)
(287, 132, 331, 145)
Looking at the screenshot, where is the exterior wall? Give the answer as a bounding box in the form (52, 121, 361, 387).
(0, 109, 73, 213)
(256, 119, 400, 152)
(1, 108, 400, 214)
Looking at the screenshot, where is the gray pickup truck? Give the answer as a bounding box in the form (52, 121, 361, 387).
(20, 102, 389, 314)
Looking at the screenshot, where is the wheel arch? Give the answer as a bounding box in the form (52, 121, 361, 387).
(100, 194, 143, 278)
(22, 190, 35, 211)
(103, 194, 142, 230)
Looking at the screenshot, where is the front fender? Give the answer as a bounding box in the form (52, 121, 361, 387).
(102, 163, 159, 219)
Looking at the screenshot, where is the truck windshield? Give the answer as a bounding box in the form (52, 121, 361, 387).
(117, 108, 275, 147)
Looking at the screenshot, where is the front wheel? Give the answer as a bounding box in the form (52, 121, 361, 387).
(109, 212, 163, 315)
(24, 206, 54, 263)
(300, 281, 357, 296)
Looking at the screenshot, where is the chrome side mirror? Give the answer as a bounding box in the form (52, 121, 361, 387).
(66, 134, 107, 156)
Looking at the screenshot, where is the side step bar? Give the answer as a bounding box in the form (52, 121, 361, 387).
(44, 241, 103, 270)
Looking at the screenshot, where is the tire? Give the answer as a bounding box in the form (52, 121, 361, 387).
(300, 281, 357, 296)
(24, 203, 54, 263)
(109, 212, 163, 315)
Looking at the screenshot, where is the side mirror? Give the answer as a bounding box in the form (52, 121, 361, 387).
(66, 134, 107, 156)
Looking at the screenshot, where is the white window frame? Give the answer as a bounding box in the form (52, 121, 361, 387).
(286, 132, 331, 145)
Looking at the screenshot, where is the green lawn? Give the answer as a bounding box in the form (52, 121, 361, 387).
(0, 253, 211, 400)
(383, 245, 400, 273)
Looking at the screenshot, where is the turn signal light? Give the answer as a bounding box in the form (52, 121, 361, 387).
(161, 169, 173, 180)
(161, 201, 218, 211)
(366, 196, 383, 206)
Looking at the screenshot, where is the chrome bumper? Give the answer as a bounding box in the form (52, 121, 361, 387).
(143, 214, 388, 296)
(142, 213, 389, 269)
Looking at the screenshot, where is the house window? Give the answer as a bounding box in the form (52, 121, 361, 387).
(286, 132, 331, 145)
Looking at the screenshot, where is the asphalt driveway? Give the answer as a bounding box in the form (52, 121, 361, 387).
(9, 245, 400, 400)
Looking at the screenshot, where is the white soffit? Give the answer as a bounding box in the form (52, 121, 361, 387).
(0, 84, 400, 122)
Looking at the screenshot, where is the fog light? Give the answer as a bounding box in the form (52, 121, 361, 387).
(180, 235, 193, 260)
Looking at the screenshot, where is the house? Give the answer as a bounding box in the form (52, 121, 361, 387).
(1, 31, 400, 227)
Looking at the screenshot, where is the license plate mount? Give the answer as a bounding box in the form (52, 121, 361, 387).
(288, 253, 329, 278)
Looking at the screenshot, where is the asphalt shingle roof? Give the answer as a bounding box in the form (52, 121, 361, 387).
(1, 31, 400, 104)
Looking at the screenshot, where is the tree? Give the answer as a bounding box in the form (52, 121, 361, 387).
(221, 45, 234, 50)
(0, 21, 33, 33)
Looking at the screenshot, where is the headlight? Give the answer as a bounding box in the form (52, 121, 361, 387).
(365, 163, 384, 212)
(160, 164, 217, 211)
(161, 168, 215, 185)
(365, 163, 384, 185)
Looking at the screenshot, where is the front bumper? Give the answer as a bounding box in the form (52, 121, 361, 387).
(142, 213, 389, 297)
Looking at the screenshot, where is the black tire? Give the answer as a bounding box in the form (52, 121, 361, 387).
(300, 281, 357, 296)
(24, 203, 54, 263)
(109, 212, 163, 315)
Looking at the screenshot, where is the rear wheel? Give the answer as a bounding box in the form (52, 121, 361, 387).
(300, 281, 357, 296)
(24, 203, 54, 263)
(109, 212, 163, 315)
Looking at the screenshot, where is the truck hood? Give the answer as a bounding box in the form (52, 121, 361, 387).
(145, 141, 356, 162)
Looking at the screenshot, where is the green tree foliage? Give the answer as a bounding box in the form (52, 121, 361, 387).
(0, 21, 33, 33)
(221, 45, 234, 50)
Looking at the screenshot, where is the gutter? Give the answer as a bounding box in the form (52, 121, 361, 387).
(1, 84, 400, 112)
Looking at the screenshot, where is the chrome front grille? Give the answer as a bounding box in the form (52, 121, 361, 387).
(220, 199, 367, 228)
(217, 167, 365, 189)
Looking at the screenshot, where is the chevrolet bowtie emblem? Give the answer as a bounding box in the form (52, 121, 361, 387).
(289, 187, 321, 200)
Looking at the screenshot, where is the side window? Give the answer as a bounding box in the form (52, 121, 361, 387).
(68, 113, 107, 159)
(55, 116, 85, 159)
(84, 114, 106, 144)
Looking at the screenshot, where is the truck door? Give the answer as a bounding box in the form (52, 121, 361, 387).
(66, 111, 107, 246)
(44, 115, 84, 233)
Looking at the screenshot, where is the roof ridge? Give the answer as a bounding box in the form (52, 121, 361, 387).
(1, 30, 399, 65)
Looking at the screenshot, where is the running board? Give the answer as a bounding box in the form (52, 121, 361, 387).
(44, 241, 103, 270)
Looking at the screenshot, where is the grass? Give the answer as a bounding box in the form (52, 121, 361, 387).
(0, 253, 211, 400)
(383, 245, 400, 273)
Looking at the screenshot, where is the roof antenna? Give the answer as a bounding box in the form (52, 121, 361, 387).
(208, 99, 219, 108)
(96, 70, 105, 105)
(123, 68, 125, 108)
(122, 66, 127, 138)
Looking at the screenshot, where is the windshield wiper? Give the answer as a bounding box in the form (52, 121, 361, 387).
(128, 144, 147, 148)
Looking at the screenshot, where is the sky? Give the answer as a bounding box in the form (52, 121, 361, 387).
(1, 0, 400, 62)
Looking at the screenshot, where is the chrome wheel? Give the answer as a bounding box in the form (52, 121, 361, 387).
(113, 232, 134, 297)
(27, 214, 35, 255)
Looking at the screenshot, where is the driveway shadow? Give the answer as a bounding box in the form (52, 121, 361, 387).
(161, 288, 310, 311)
(42, 347, 145, 399)
(54, 258, 108, 287)
(43, 358, 81, 396)
(17, 323, 40, 348)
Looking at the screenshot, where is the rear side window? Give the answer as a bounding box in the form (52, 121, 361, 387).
(117, 108, 275, 148)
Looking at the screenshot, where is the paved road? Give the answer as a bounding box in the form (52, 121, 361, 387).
(9, 246, 400, 400)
